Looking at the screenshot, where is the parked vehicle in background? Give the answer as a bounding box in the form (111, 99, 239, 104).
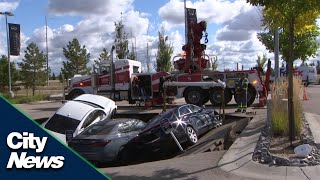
(125, 104, 222, 155)
(271, 65, 318, 86)
(68, 118, 146, 165)
(42, 94, 117, 143)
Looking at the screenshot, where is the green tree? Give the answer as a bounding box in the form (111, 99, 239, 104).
(127, 43, 136, 60)
(256, 54, 268, 69)
(51, 72, 56, 80)
(258, 28, 319, 62)
(95, 48, 111, 67)
(114, 19, 129, 59)
(58, 72, 63, 83)
(211, 56, 218, 71)
(247, 0, 320, 142)
(61, 38, 90, 80)
(18, 42, 47, 96)
(0, 55, 18, 92)
(98, 48, 111, 62)
(247, 0, 320, 63)
(155, 28, 174, 72)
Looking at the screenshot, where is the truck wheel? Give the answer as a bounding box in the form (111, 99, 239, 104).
(209, 88, 232, 106)
(203, 91, 210, 104)
(247, 86, 257, 107)
(68, 89, 84, 100)
(184, 87, 205, 106)
(234, 86, 256, 107)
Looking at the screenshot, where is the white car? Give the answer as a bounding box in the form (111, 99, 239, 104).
(42, 94, 117, 143)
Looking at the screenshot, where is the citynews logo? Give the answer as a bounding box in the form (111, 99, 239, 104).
(6, 132, 65, 169)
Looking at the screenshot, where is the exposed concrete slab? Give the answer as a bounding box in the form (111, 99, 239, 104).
(218, 112, 266, 173)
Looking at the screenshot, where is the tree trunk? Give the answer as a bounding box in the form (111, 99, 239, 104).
(33, 68, 36, 96)
(32, 85, 35, 96)
(288, 17, 295, 145)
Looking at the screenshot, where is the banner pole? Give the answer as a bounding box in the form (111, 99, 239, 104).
(5, 15, 13, 98)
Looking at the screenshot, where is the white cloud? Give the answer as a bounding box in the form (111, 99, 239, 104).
(168, 30, 184, 56)
(18, 0, 308, 74)
(216, 28, 252, 41)
(206, 36, 272, 70)
(0, 1, 19, 12)
(159, 0, 250, 25)
(202, 3, 269, 70)
(123, 10, 150, 37)
(156, 0, 271, 71)
(225, 6, 263, 31)
(48, 0, 134, 17)
(19, 0, 152, 74)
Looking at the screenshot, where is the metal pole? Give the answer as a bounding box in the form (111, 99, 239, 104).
(222, 89, 225, 122)
(163, 86, 167, 112)
(5, 14, 13, 98)
(62, 73, 65, 101)
(288, 18, 295, 145)
(184, 0, 187, 44)
(110, 46, 115, 99)
(46, 16, 49, 86)
(274, 27, 280, 80)
(170, 131, 184, 151)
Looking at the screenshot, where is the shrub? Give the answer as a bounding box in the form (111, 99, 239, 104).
(271, 77, 303, 136)
(3, 94, 49, 104)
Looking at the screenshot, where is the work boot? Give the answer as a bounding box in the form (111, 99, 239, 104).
(242, 109, 246, 113)
(235, 109, 242, 113)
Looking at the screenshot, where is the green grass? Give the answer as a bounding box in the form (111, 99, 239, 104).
(0, 94, 49, 104)
(271, 77, 303, 136)
(271, 110, 288, 136)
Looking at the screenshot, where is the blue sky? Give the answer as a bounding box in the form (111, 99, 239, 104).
(1, 0, 317, 74)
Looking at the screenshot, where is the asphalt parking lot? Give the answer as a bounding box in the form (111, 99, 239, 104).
(15, 97, 260, 179)
(13, 85, 320, 180)
(16, 97, 255, 121)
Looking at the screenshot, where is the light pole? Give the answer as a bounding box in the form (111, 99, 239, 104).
(0, 11, 14, 98)
(45, 16, 49, 86)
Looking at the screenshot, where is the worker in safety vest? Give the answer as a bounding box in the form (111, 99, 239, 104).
(235, 73, 249, 113)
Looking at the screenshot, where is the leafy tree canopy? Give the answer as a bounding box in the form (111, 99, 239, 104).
(18, 42, 47, 96)
(115, 19, 129, 59)
(156, 28, 174, 72)
(61, 38, 90, 80)
(0, 55, 18, 91)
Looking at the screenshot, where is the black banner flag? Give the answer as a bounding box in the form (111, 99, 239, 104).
(8, 23, 20, 56)
(186, 8, 197, 43)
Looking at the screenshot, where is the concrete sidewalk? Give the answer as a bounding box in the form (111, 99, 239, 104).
(218, 110, 320, 180)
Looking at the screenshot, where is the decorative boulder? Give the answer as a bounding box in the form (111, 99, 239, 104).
(294, 144, 312, 158)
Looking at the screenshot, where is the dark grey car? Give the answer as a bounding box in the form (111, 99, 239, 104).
(125, 104, 222, 155)
(68, 118, 146, 164)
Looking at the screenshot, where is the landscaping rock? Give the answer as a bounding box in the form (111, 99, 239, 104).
(252, 113, 320, 166)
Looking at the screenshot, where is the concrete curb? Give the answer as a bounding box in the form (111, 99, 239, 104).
(218, 108, 320, 180)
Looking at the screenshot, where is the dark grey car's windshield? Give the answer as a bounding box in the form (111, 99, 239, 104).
(45, 114, 80, 134)
(82, 123, 117, 136)
(81, 119, 144, 136)
(144, 111, 173, 130)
